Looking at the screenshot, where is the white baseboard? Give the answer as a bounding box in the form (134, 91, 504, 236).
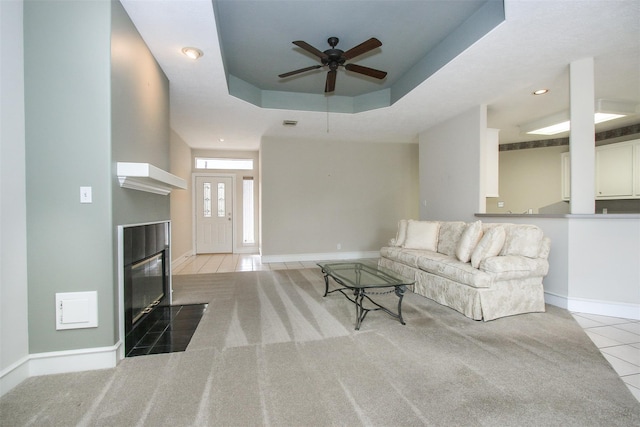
(171, 250, 193, 269)
(29, 342, 121, 377)
(0, 355, 29, 397)
(567, 298, 640, 320)
(545, 291, 639, 320)
(261, 251, 380, 264)
(544, 291, 568, 309)
(1, 342, 122, 397)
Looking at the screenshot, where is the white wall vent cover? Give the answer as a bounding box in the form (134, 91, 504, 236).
(117, 162, 187, 195)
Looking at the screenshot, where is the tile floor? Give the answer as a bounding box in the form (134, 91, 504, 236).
(173, 254, 640, 403)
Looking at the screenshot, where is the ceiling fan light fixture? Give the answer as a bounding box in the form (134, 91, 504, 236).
(181, 47, 203, 60)
(279, 37, 386, 93)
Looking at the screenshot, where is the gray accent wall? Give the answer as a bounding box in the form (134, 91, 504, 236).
(110, 0, 170, 342)
(260, 137, 418, 256)
(22, 0, 171, 354)
(25, 0, 114, 353)
(110, 0, 170, 227)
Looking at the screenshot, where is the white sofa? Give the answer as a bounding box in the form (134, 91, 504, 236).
(378, 220, 549, 321)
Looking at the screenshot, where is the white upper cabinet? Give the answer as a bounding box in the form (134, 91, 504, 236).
(561, 139, 640, 200)
(595, 141, 635, 199)
(561, 151, 570, 201)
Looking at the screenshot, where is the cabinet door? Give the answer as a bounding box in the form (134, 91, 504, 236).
(596, 143, 633, 198)
(485, 128, 500, 197)
(635, 143, 640, 197)
(561, 152, 570, 200)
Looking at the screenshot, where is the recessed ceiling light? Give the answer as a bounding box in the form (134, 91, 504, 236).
(218, 138, 224, 143)
(532, 89, 549, 95)
(181, 47, 203, 60)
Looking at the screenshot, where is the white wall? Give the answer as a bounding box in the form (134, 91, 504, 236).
(0, 0, 30, 396)
(568, 218, 640, 315)
(260, 137, 418, 260)
(170, 130, 193, 262)
(419, 105, 486, 221)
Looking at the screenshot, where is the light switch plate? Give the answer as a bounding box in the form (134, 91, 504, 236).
(80, 186, 92, 203)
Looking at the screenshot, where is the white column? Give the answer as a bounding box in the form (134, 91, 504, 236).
(569, 57, 595, 214)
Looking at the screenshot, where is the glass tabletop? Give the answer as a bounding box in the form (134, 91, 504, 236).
(317, 262, 414, 289)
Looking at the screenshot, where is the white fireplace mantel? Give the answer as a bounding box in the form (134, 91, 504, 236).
(116, 162, 187, 195)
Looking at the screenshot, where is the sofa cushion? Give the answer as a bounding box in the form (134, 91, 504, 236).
(455, 220, 483, 263)
(471, 226, 506, 268)
(437, 221, 466, 256)
(403, 220, 440, 251)
(418, 255, 492, 288)
(480, 255, 549, 280)
(380, 247, 442, 268)
(500, 224, 544, 258)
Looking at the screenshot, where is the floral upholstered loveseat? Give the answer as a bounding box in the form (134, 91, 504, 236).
(378, 220, 550, 321)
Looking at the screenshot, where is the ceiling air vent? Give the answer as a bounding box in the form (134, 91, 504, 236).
(283, 120, 298, 127)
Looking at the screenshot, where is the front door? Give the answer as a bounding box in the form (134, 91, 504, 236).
(195, 175, 233, 253)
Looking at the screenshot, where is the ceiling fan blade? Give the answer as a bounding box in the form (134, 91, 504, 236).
(278, 65, 322, 78)
(292, 40, 328, 60)
(325, 70, 337, 93)
(342, 37, 382, 60)
(344, 63, 387, 79)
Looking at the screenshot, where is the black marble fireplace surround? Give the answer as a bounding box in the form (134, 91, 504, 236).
(123, 222, 170, 355)
(122, 222, 205, 356)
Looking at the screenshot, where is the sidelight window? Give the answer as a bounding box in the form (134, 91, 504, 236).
(243, 177, 255, 244)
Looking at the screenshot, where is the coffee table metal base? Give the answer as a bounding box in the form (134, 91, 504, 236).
(321, 270, 407, 330)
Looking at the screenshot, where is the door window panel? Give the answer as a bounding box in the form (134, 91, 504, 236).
(217, 183, 225, 217)
(203, 182, 211, 218)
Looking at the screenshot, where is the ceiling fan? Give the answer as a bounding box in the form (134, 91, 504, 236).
(278, 37, 387, 93)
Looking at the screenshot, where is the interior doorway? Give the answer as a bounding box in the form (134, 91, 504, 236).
(194, 175, 233, 253)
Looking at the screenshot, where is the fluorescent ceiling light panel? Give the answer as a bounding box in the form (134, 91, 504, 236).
(594, 113, 625, 124)
(521, 99, 636, 136)
(526, 121, 571, 135)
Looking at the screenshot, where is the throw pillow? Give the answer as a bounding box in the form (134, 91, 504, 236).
(437, 221, 467, 256)
(471, 226, 506, 268)
(500, 224, 544, 258)
(456, 220, 483, 263)
(403, 220, 440, 251)
(394, 219, 408, 247)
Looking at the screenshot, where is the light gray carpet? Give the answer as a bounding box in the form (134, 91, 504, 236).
(2, 268, 639, 426)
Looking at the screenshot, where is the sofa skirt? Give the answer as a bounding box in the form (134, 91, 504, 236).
(378, 258, 546, 321)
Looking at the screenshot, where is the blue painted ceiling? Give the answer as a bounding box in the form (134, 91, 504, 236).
(214, 0, 505, 113)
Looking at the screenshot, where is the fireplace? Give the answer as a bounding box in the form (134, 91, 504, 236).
(120, 221, 170, 355)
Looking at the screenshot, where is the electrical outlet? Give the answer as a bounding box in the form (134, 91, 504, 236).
(497, 201, 505, 208)
(337, 243, 341, 250)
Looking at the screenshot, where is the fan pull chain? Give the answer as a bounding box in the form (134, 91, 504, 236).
(326, 97, 330, 133)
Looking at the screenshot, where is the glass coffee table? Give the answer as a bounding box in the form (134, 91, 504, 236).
(317, 262, 414, 330)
